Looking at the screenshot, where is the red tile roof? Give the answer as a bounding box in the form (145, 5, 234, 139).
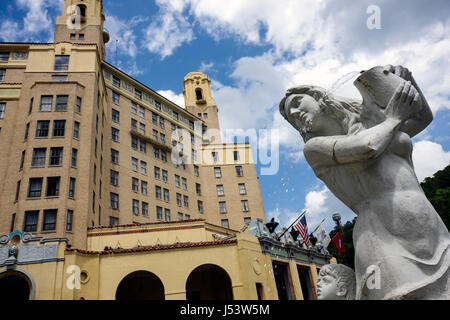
(66, 239, 237, 255)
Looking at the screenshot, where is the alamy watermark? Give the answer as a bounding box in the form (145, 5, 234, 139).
(366, 5, 382, 30)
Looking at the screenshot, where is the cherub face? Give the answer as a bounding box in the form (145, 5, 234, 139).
(317, 274, 342, 300)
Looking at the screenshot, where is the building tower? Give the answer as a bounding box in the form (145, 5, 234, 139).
(54, 0, 110, 59)
(184, 72, 221, 144)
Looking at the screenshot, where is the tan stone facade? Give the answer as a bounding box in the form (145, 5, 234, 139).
(0, 0, 266, 251)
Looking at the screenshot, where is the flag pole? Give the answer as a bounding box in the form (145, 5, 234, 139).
(311, 217, 327, 234)
(276, 209, 307, 241)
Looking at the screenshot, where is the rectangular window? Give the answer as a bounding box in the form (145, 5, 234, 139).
(217, 185, 224, 196)
(15, 181, 21, 202)
(155, 186, 162, 200)
(173, 111, 179, 121)
(156, 206, 163, 221)
(76, 97, 82, 113)
(131, 136, 138, 150)
(112, 91, 120, 105)
(131, 157, 138, 171)
(28, 178, 42, 198)
(112, 75, 121, 87)
(36, 120, 50, 137)
(43, 209, 57, 231)
(0, 102, 5, 119)
(139, 106, 145, 118)
(24, 123, 30, 140)
(70, 33, 76, 40)
(140, 161, 147, 174)
(163, 188, 170, 202)
(20, 151, 25, 170)
(154, 167, 161, 179)
(132, 199, 139, 215)
(111, 149, 119, 164)
(219, 201, 227, 214)
(214, 167, 222, 178)
(155, 101, 161, 111)
(54, 55, 69, 71)
(0, 52, 9, 61)
(66, 210, 73, 232)
(236, 166, 243, 177)
(176, 193, 182, 206)
(73, 121, 80, 139)
(185, 214, 191, 220)
(234, 151, 240, 161)
(69, 178, 76, 198)
(31, 148, 46, 167)
(40, 96, 53, 112)
(161, 150, 167, 162)
(196, 183, 201, 196)
(154, 147, 160, 159)
(159, 117, 165, 129)
(55, 95, 68, 111)
(24, 211, 39, 232)
(46, 177, 60, 197)
(28, 98, 33, 114)
(242, 200, 249, 212)
(182, 177, 187, 190)
(164, 208, 171, 222)
(212, 152, 218, 163)
(71, 148, 77, 168)
(152, 112, 158, 124)
(0, 69, 5, 81)
(183, 195, 189, 208)
(52, 75, 68, 82)
(221, 219, 229, 229)
(198, 200, 204, 213)
(112, 109, 120, 123)
(110, 216, 119, 226)
(178, 212, 184, 221)
(152, 129, 158, 141)
(142, 202, 149, 217)
(160, 133, 165, 145)
(135, 89, 142, 100)
(139, 122, 145, 135)
(49, 147, 63, 166)
(141, 181, 148, 195)
(131, 119, 138, 131)
(139, 139, 146, 153)
(239, 183, 247, 195)
(52, 120, 66, 137)
(110, 193, 119, 209)
(174, 175, 180, 188)
(162, 170, 168, 183)
(111, 127, 119, 142)
(132, 177, 139, 193)
(110, 170, 119, 186)
(194, 165, 199, 177)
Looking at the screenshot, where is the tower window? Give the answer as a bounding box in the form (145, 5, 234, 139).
(196, 88, 203, 100)
(79, 34, 85, 40)
(54, 55, 70, 71)
(77, 5, 87, 17)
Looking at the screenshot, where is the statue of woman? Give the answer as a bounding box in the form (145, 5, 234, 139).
(279, 66, 450, 299)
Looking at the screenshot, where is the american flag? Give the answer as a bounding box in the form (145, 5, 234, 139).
(294, 215, 310, 247)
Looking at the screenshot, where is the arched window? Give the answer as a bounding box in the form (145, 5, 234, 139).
(77, 4, 87, 17)
(195, 88, 203, 101)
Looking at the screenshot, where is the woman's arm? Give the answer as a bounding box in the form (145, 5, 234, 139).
(304, 82, 419, 169)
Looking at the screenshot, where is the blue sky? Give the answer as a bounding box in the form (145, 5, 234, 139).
(2, 0, 450, 233)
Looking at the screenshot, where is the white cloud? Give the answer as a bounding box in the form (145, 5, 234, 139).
(199, 61, 215, 73)
(412, 140, 450, 182)
(157, 90, 185, 108)
(143, 0, 194, 59)
(0, 0, 62, 42)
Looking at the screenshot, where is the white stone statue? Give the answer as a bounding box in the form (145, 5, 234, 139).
(280, 65, 450, 300)
(317, 264, 356, 300)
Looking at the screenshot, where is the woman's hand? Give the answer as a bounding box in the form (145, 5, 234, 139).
(384, 81, 422, 122)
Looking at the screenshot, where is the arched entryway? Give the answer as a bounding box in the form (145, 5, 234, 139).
(186, 264, 233, 300)
(116, 271, 165, 300)
(0, 272, 31, 300)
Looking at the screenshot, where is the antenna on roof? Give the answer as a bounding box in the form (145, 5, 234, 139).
(115, 39, 118, 66)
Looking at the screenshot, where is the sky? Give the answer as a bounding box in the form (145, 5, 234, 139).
(1, 0, 449, 233)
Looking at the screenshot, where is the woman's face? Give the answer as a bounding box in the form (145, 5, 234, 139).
(284, 94, 344, 140)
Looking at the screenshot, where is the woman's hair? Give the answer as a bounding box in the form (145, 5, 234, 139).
(279, 85, 363, 138)
(319, 264, 356, 300)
